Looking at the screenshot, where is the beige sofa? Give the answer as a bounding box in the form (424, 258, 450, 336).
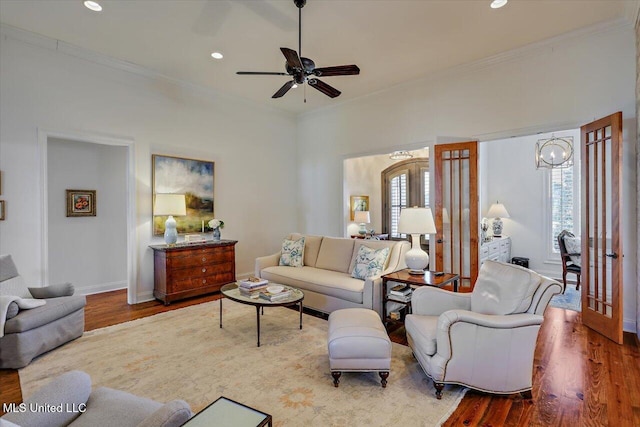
(255, 234, 409, 316)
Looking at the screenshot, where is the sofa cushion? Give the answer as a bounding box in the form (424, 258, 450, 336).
(471, 261, 541, 315)
(405, 314, 439, 356)
(291, 233, 323, 268)
(351, 245, 390, 280)
(279, 237, 305, 267)
(261, 266, 364, 304)
(69, 387, 163, 427)
(0, 255, 20, 283)
(315, 237, 355, 273)
(4, 295, 86, 334)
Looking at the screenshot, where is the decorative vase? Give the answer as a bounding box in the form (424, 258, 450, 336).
(212, 227, 221, 241)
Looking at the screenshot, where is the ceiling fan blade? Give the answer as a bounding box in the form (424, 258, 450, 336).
(313, 65, 360, 77)
(237, 71, 289, 76)
(308, 78, 341, 98)
(280, 47, 303, 70)
(272, 80, 296, 98)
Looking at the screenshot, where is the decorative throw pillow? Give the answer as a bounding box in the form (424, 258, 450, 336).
(563, 236, 581, 267)
(351, 245, 390, 280)
(279, 237, 305, 267)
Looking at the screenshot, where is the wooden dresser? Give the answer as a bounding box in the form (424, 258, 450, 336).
(150, 240, 237, 305)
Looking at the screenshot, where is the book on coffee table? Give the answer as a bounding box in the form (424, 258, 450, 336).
(259, 289, 292, 301)
(239, 277, 269, 289)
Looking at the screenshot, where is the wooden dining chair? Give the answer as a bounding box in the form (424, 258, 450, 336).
(557, 230, 581, 293)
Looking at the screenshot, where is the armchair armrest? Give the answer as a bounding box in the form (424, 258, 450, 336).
(255, 252, 281, 277)
(411, 287, 471, 316)
(435, 309, 543, 361)
(136, 400, 192, 427)
(28, 282, 74, 299)
(2, 371, 91, 427)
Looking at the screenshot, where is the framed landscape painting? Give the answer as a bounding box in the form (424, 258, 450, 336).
(152, 155, 214, 235)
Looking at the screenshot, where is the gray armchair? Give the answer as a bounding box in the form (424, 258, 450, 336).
(0, 254, 86, 368)
(1, 370, 192, 427)
(405, 260, 562, 399)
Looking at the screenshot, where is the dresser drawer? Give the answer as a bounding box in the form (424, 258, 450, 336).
(172, 269, 235, 292)
(168, 263, 234, 280)
(166, 247, 235, 268)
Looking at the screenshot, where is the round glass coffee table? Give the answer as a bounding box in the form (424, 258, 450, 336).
(220, 283, 304, 347)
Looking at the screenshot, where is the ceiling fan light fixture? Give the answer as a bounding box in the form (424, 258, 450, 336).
(84, 1, 102, 12)
(210, 52, 223, 59)
(292, 83, 298, 89)
(390, 150, 414, 160)
(490, 0, 508, 9)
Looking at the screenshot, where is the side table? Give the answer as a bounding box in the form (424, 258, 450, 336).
(381, 270, 460, 325)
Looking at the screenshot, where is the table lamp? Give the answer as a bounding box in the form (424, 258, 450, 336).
(486, 201, 510, 237)
(354, 210, 371, 236)
(154, 193, 187, 245)
(398, 207, 436, 274)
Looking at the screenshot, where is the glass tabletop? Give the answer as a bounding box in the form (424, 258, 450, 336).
(183, 396, 271, 427)
(221, 283, 304, 305)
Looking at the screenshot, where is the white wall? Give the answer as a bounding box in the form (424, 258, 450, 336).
(47, 138, 128, 293)
(0, 28, 298, 302)
(298, 22, 638, 331)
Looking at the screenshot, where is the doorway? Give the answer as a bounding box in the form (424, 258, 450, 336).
(38, 130, 137, 303)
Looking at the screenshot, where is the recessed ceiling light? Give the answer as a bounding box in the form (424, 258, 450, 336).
(84, 1, 102, 12)
(490, 0, 508, 8)
(211, 52, 223, 59)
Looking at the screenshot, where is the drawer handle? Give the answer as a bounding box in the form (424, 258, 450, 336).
(202, 268, 206, 273)
(202, 257, 207, 262)
(202, 279, 207, 284)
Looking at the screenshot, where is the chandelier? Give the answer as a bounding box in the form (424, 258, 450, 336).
(535, 136, 573, 169)
(389, 150, 414, 160)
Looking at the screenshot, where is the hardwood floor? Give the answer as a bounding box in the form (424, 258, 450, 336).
(2, 290, 639, 426)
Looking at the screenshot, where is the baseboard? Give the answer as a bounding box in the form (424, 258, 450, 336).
(78, 280, 127, 295)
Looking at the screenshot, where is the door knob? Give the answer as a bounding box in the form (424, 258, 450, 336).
(605, 253, 618, 259)
(436, 239, 443, 244)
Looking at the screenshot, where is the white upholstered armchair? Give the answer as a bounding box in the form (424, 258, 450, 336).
(405, 260, 562, 399)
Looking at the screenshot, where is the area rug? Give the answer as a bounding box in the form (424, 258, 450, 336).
(549, 284, 581, 312)
(19, 301, 466, 426)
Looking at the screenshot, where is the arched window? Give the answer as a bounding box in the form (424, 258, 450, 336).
(381, 158, 430, 239)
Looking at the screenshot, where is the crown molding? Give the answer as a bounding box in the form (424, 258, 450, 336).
(0, 23, 295, 118)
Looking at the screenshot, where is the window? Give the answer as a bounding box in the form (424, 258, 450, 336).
(546, 162, 579, 260)
(382, 158, 429, 239)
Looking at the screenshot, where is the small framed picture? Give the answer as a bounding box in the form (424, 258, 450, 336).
(0, 200, 5, 220)
(66, 190, 97, 217)
(350, 195, 369, 221)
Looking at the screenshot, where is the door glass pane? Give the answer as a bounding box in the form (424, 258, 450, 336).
(588, 142, 596, 311)
(604, 132, 612, 317)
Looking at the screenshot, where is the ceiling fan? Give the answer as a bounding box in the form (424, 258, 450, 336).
(236, 0, 360, 99)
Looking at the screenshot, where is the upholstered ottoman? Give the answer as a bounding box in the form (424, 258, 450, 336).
(327, 308, 391, 387)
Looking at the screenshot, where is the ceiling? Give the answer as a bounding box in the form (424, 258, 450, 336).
(0, 0, 635, 115)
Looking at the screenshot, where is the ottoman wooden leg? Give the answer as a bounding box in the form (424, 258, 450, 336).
(332, 372, 341, 387)
(434, 382, 444, 399)
(379, 372, 389, 388)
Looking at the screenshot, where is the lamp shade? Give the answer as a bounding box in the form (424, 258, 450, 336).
(354, 210, 370, 224)
(154, 194, 186, 216)
(398, 207, 436, 235)
(486, 202, 510, 219)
